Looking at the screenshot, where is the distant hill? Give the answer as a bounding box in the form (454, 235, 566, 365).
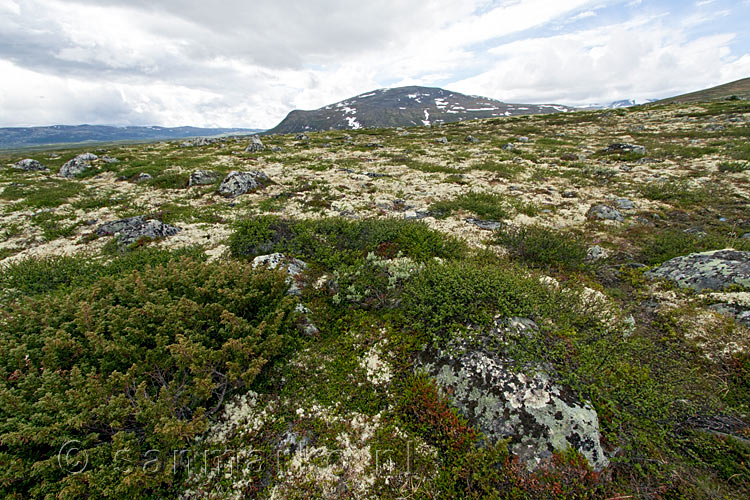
(0, 125, 261, 150)
(266, 86, 576, 134)
(654, 77, 750, 104)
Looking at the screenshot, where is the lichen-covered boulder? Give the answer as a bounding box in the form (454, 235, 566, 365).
(218, 170, 270, 198)
(59, 153, 97, 178)
(245, 135, 265, 152)
(14, 159, 48, 171)
(188, 169, 219, 186)
(587, 204, 623, 222)
(252, 253, 307, 296)
(606, 143, 645, 155)
(417, 318, 609, 472)
(96, 216, 181, 247)
(646, 249, 750, 291)
(466, 218, 502, 231)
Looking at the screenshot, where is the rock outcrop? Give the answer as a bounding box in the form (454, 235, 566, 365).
(587, 204, 624, 222)
(245, 135, 265, 152)
(13, 159, 48, 171)
(218, 171, 270, 198)
(59, 153, 97, 178)
(646, 249, 750, 291)
(95, 216, 181, 247)
(417, 317, 609, 471)
(189, 169, 219, 187)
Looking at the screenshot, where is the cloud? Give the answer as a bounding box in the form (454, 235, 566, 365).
(0, 0, 748, 127)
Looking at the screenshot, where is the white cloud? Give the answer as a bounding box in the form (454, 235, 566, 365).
(0, 0, 748, 127)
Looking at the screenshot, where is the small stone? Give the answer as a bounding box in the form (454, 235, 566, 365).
(614, 198, 635, 210)
(586, 245, 609, 261)
(189, 169, 219, 187)
(245, 135, 265, 152)
(465, 135, 480, 143)
(435, 137, 449, 144)
(295, 133, 309, 141)
(134, 173, 152, 182)
(100, 155, 120, 164)
(502, 143, 515, 151)
(562, 190, 577, 198)
(517, 136, 529, 143)
(587, 204, 624, 222)
(252, 253, 307, 296)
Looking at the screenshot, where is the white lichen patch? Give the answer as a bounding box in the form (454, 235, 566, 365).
(360, 342, 393, 386)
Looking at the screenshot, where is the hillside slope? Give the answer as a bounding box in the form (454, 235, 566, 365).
(267, 86, 574, 134)
(655, 77, 750, 104)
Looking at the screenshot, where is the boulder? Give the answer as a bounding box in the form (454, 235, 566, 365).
(605, 143, 646, 155)
(501, 143, 515, 151)
(100, 155, 120, 164)
(189, 169, 220, 187)
(465, 135, 480, 143)
(417, 317, 609, 471)
(645, 249, 750, 291)
(587, 204, 623, 222)
(245, 135, 265, 152)
(435, 137, 449, 144)
(218, 171, 270, 198)
(562, 190, 577, 198)
(614, 198, 635, 210)
(134, 173, 152, 183)
(95, 216, 181, 247)
(59, 153, 98, 178)
(466, 218, 502, 231)
(586, 245, 609, 261)
(295, 133, 309, 141)
(518, 136, 530, 143)
(252, 253, 307, 296)
(14, 159, 48, 171)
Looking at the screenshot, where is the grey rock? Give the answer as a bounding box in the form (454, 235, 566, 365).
(181, 137, 219, 147)
(100, 155, 120, 164)
(562, 190, 577, 198)
(59, 153, 98, 178)
(271, 146, 284, 152)
(218, 170, 270, 198)
(295, 133, 309, 141)
(435, 137, 449, 144)
(134, 173, 152, 182)
(96, 216, 181, 247)
(741, 233, 750, 239)
(245, 135, 265, 152)
(708, 303, 750, 327)
(404, 210, 430, 220)
(606, 143, 646, 155)
(466, 218, 502, 231)
(13, 159, 48, 171)
(587, 204, 624, 222)
(614, 198, 635, 210)
(646, 249, 750, 291)
(586, 245, 609, 261)
(252, 253, 307, 296)
(501, 143, 515, 151)
(518, 136, 530, 143)
(189, 169, 219, 187)
(465, 135, 480, 143)
(417, 328, 609, 471)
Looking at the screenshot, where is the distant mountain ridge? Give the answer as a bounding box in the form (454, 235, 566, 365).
(0, 125, 261, 150)
(266, 86, 576, 134)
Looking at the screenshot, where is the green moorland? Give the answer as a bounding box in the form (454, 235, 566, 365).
(0, 99, 749, 499)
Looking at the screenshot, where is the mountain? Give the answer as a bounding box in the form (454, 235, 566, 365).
(654, 77, 750, 104)
(0, 125, 261, 150)
(266, 86, 575, 134)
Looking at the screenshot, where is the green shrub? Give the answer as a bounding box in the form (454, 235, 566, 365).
(638, 180, 711, 208)
(0, 257, 297, 498)
(430, 192, 511, 221)
(0, 178, 83, 208)
(0, 246, 206, 301)
(229, 216, 465, 268)
(718, 161, 750, 173)
(496, 224, 588, 271)
(401, 260, 554, 340)
(638, 228, 750, 265)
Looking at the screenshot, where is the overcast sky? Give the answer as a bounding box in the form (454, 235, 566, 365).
(1, 0, 749, 128)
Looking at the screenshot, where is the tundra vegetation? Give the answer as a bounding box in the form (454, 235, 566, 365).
(1, 99, 749, 499)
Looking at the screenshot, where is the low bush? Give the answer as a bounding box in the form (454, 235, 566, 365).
(496, 224, 588, 271)
(0, 257, 297, 498)
(229, 216, 466, 268)
(430, 191, 511, 221)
